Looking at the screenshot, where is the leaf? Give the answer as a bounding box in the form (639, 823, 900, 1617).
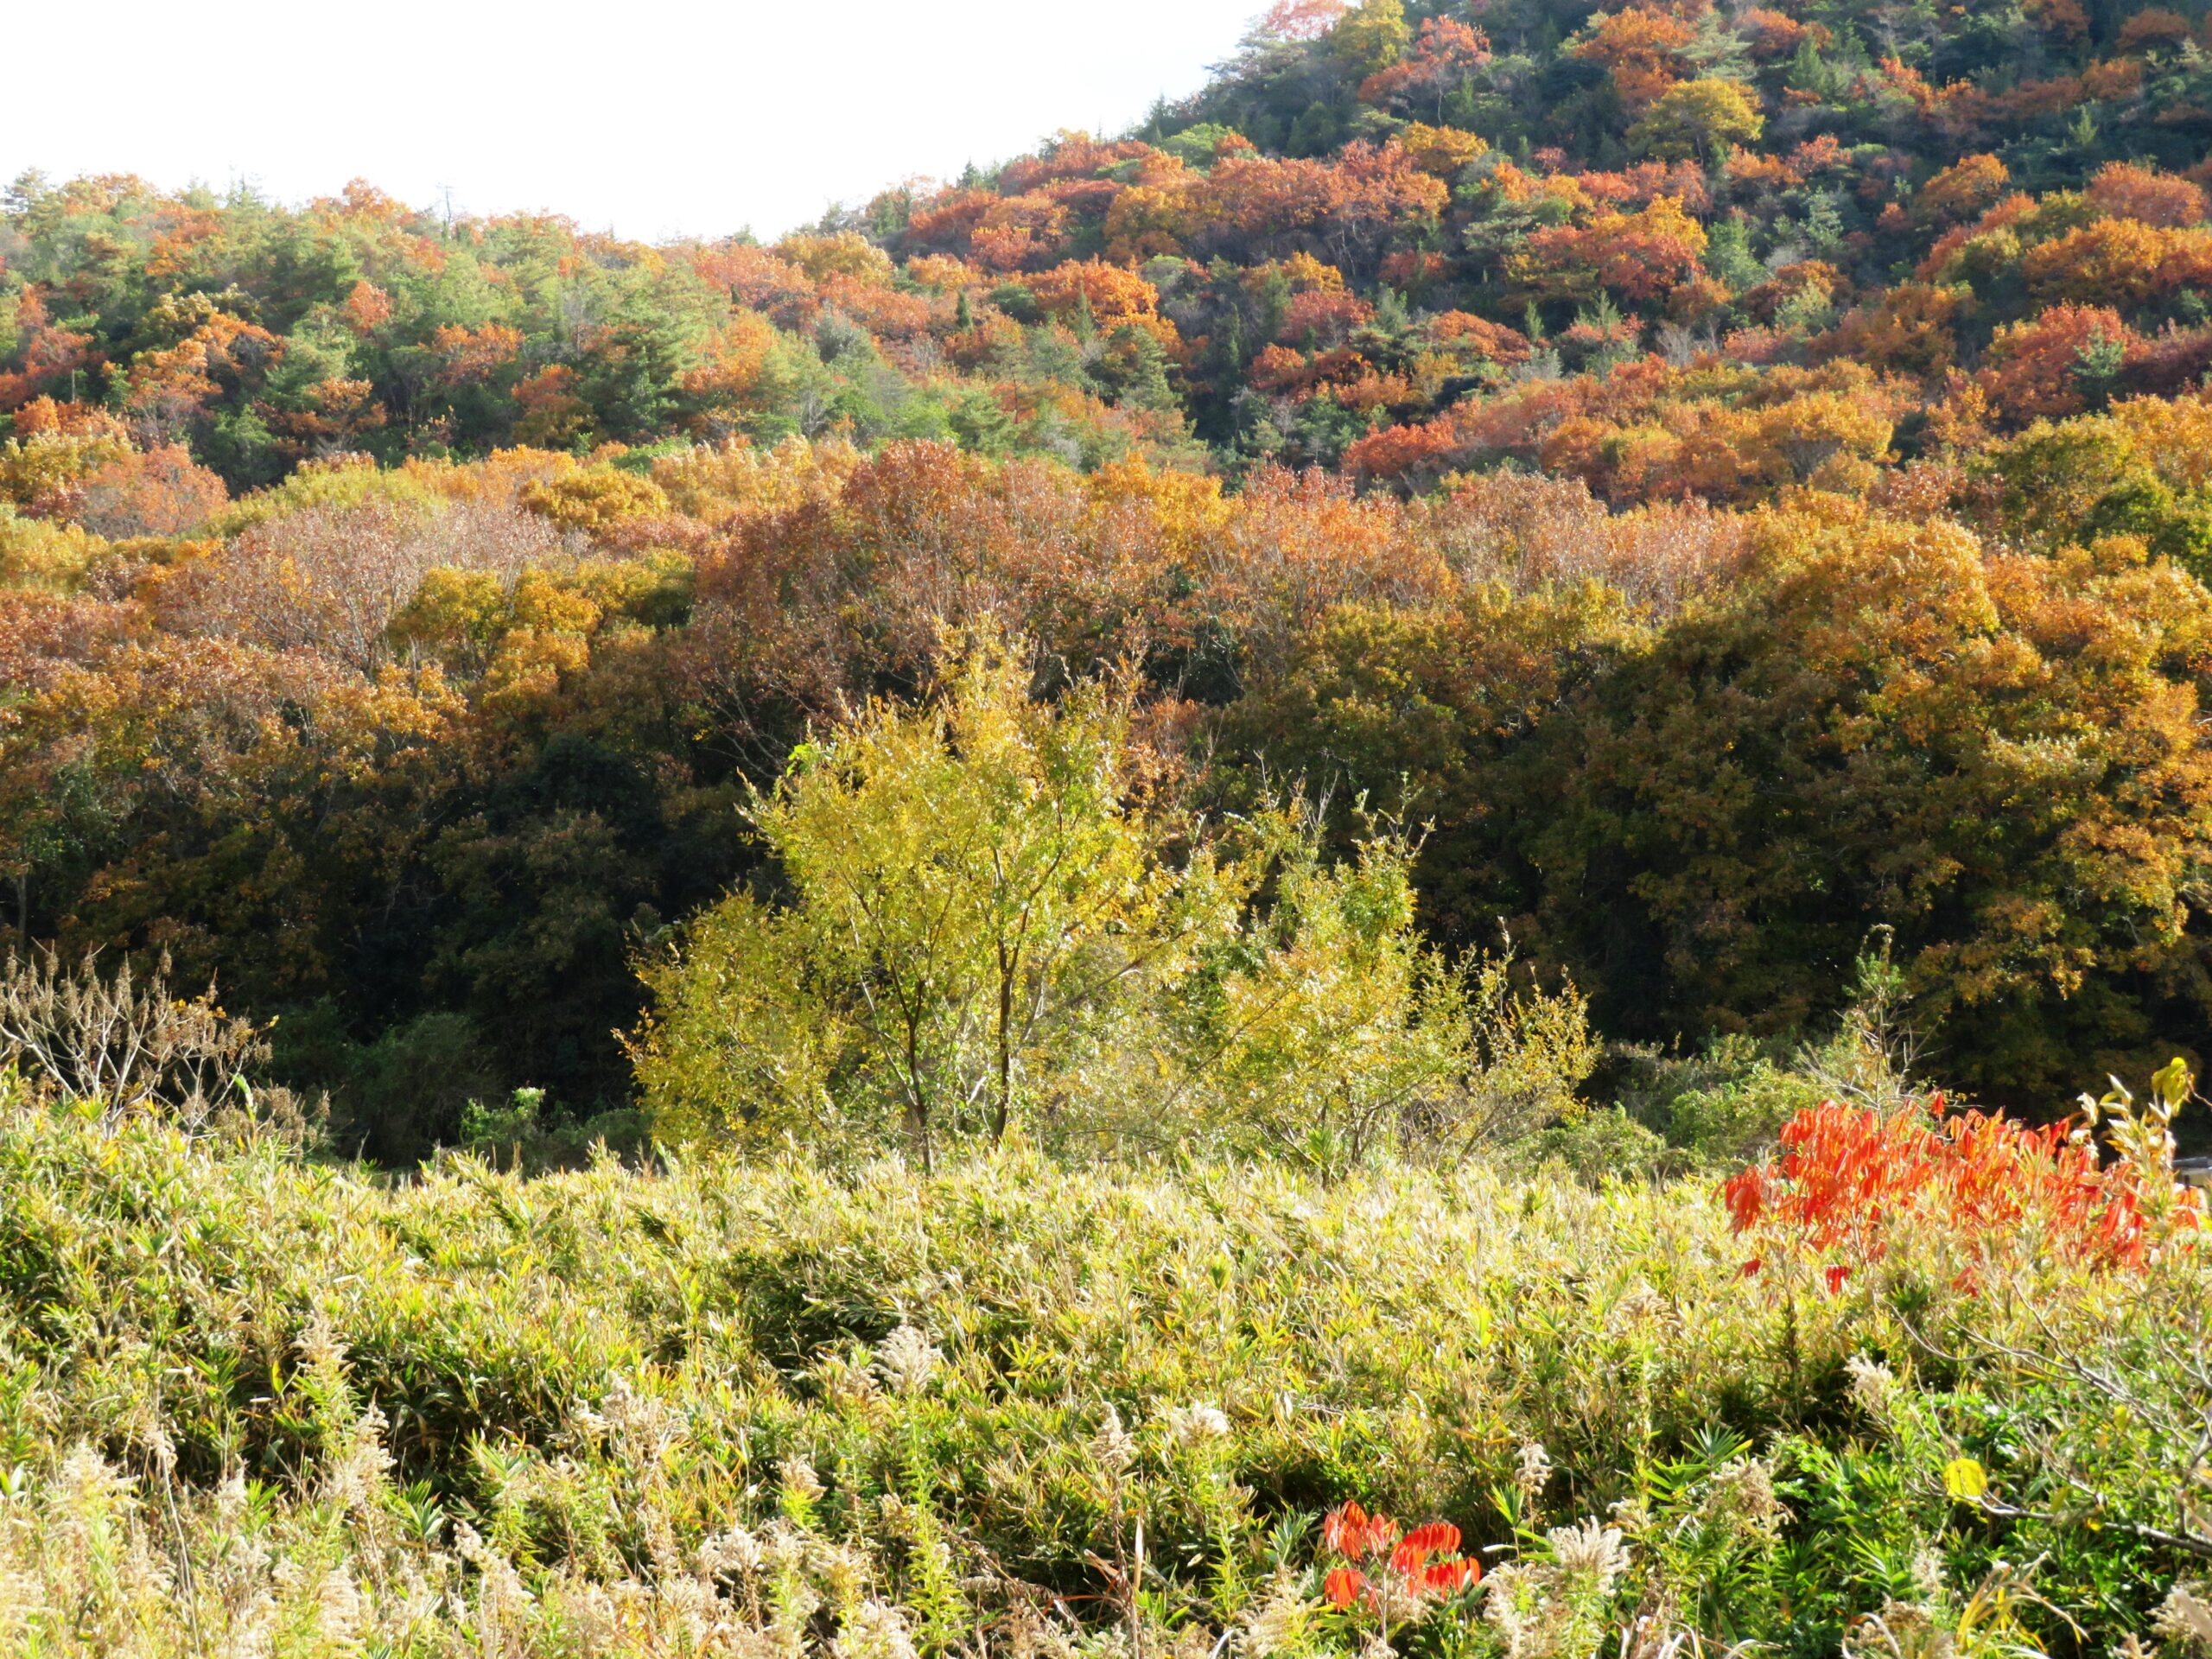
(1942, 1457, 1987, 1500)
(2152, 1055, 2192, 1110)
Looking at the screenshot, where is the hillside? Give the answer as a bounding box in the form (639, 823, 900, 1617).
(7, 5, 2212, 1647)
(10, 0, 2212, 486)
(8, 0, 2212, 1135)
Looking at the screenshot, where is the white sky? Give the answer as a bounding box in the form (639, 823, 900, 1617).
(5, 0, 1264, 242)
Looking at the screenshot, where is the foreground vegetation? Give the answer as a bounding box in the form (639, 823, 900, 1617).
(12, 0, 2212, 1644)
(0, 1065, 2202, 1656)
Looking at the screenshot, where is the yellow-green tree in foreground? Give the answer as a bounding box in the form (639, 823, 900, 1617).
(631, 634, 1591, 1173)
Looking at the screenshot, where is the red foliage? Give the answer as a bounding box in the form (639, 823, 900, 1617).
(1724, 1097, 2202, 1276)
(0, 291, 100, 413)
(1319, 1503, 1480, 1611)
(1974, 304, 2142, 424)
(1575, 160, 1712, 214)
(1279, 288, 1374, 346)
(996, 134, 1152, 197)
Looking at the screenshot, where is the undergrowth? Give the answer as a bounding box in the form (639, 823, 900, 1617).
(0, 1073, 2207, 1656)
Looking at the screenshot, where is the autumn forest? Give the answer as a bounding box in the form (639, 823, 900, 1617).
(11, 0, 2212, 1649)
(12, 0, 2212, 1154)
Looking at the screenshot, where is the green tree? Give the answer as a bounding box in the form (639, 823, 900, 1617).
(632, 632, 1221, 1167)
(630, 633, 1584, 1173)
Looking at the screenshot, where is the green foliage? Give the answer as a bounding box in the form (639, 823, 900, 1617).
(0, 1075, 2203, 1652)
(1977, 401, 2212, 578)
(634, 634, 1588, 1175)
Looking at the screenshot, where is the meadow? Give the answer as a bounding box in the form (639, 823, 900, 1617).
(0, 1058, 2203, 1657)
(14, 0, 2212, 1649)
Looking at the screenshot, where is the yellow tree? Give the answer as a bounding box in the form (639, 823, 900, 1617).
(630, 631, 1217, 1166)
(629, 632, 1577, 1173)
(1630, 79, 1765, 162)
(1331, 0, 1412, 79)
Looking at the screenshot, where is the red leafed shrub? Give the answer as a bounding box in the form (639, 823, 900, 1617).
(1319, 1503, 1482, 1613)
(1724, 1073, 2202, 1277)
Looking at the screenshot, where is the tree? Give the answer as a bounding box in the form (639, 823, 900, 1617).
(1630, 79, 1764, 162)
(1331, 0, 1411, 79)
(632, 632, 1223, 1166)
(629, 632, 1575, 1173)
(1517, 504, 2212, 1099)
(1571, 6, 1699, 111)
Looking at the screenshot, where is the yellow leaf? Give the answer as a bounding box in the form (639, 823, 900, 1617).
(1942, 1457, 1987, 1500)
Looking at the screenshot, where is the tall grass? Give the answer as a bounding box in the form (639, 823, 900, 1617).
(0, 1078, 2204, 1655)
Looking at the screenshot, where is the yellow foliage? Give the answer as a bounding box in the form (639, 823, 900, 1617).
(518, 467, 671, 534)
(776, 230, 896, 287)
(1400, 123, 1491, 176)
(0, 505, 105, 591)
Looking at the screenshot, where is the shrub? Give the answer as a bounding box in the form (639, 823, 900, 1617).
(0, 945, 308, 1137)
(1725, 1058, 2203, 1281)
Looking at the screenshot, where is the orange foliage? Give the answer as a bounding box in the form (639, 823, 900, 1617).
(344, 282, 394, 334)
(430, 324, 524, 386)
(1279, 288, 1375, 346)
(1319, 1504, 1482, 1611)
(1572, 7, 1699, 111)
(2022, 219, 2212, 308)
(512, 365, 593, 448)
(2086, 161, 2209, 228)
(2082, 57, 2148, 99)
(1190, 143, 1448, 263)
(36, 445, 229, 539)
(1357, 17, 1492, 114)
(1738, 7, 1821, 59)
(1508, 196, 1708, 303)
(1427, 312, 1532, 363)
(1821, 283, 1969, 378)
(2116, 5, 2193, 53)
(683, 312, 780, 417)
(995, 132, 1153, 196)
(1726, 1096, 2202, 1276)
(1257, 0, 1347, 37)
(1023, 260, 1162, 330)
(1575, 160, 1712, 214)
(691, 243, 817, 327)
(0, 292, 99, 413)
(1915, 155, 2011, 227)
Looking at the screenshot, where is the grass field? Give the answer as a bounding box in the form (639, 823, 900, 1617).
(0, 1077, 2205, 1657)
